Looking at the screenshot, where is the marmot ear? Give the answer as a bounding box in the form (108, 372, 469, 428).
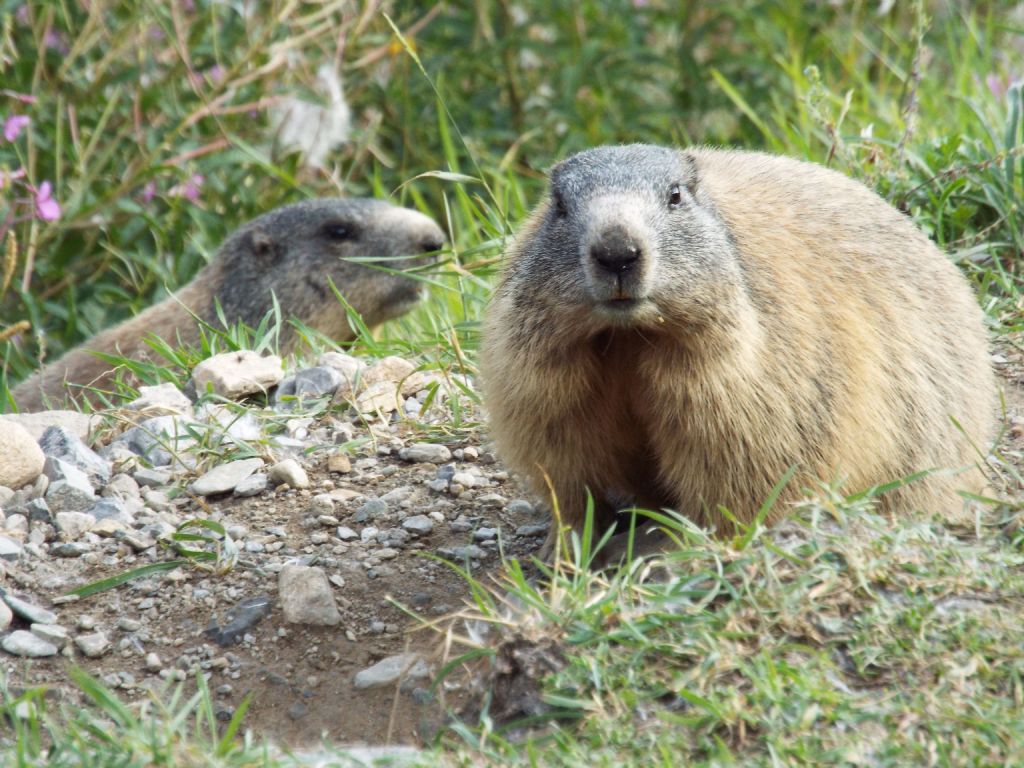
(682, 152, 699, 197)
(244, 228, 282, 263)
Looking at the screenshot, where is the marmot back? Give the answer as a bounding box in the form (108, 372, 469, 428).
(11, 198, 445, 412)
(481, 144, 995, 558)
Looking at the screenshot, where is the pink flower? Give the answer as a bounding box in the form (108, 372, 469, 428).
(139, 180, 158, 203)
(986, 73, 1007, 101)
(3, 114, 29, 142)
(168, 173, 203, 203)
(34, 181, 61, 222)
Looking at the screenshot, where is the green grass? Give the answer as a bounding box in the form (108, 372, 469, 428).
(1, 0, 1023, 764)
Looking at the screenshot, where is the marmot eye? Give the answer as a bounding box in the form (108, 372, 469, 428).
(323, 223, 356, 241)
(668, 185, 683, 209)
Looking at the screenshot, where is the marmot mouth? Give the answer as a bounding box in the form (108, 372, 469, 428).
(592, 297, 659, 325)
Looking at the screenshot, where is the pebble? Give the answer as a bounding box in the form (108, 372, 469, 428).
(0, 536, 23, 562)
(134, 468, 173, 488)
(234, 473, 268, 498)
(327, 451, 352, 473)
(101, 473, 141, 501)
(2, 630, 58, 658)
(145, 652, 163, 671)
(401, 515, 433, 536)
(336, 526, 358, 542)
(473, 527, 498, 541)
(192, 350, 284, 399)
(55, 511, 96, 538)
(74, 631, 111, 658)
(38, 425, 111, 488)
(89, 497, 133, 523)
(278, 565, 341, 626)
(206, 594, 272, 646)
(293, 366, 344, 399)
(507, 499, 536, 516)
(45, 478, 97, 514)
(0, 422, 45, 490)
(398, 443, 452, 464)
(127, 383, 193, 414)
(22, 497, 52, 523)
(353, 652, 429, 690)
(190, 458, 265, 496)
(516, 523, 549, 537)
(356, 498, 388, 522)
(31, 622, 69, 649)
(0, 600, 11, 631)
(3, 592, 58, 624)
(268, 459, 309, 489)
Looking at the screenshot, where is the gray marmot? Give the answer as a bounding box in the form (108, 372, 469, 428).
(481, 144, 995, 559)
(11, 198, 445, 411)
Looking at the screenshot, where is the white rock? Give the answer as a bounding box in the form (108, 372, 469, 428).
(362, 356, 415, 387)
(74, 631, 111, 658)
(0, 422, 45, 490)
(192, 350, 283, 399)
(268, 459, 309, 489)
(234, 473, 268, 497)
(355, 381, 401, 414)
(3, 593, 57, 624)
(2, 630, 58, 657)
(353, 653, 428, 690)
(127, 383, 193, 415)
(30, 622, 69, 649)
(0, 536, 22, 561)
(278, 565, 341, 626)
(189, 458, 265, 496)
(318, 352, 365, 384)
(0, 599, 12, 631)
(0, 411, 94, 441)
(55, 511, 96, 538)
(399, 443, 452, 464)
(38, 426, 111, 487)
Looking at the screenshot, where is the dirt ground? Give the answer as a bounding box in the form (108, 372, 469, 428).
(3, 342, 1023, 751)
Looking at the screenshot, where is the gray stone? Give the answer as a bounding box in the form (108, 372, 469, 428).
(52, 542, 92, 558)
(0, 486, 13, 505)
(507, 499, 536, 517)
(318, 351, 365, 382)
(89, 497, 133, 523)
(233, 473, 268, 498)
(192, 350, 283, 399)
(355, 498, 388, 522)
(278, 565, 340, 626)
(74, 631, 111, 658)
(126, 383, 193, 414)
(205, 594, 272, 646)
(38, 425, 111, 487)
(3, 514, 27, 534)
(2, 630, 58, 658)
(189, 458, 264, 496)
(0, 536, 22, 561)
(0, 422, 45, 490)
(2, 593, 57, 624)
(336, 526, 358, 541)
(196, 404, 262, 442)
(45, 478, 96, 514)
(402, 515, 433, 536)
(101, 473, 140, 501)
(293, 366, 344, 399)
(133, 468, 172, 488)
(516, 523, 549, 537)
(21, 497, 51, 523)
(0, 411, 94, 441)
(143, 490, 172, 511)
(398, 443, 452, 464)
(353, 652, 428, 690)
(55, 511, 96, 538)
(473, 527, 499, 541)
(30, 622, 69, 649)
(268, 459, 309, 489)
(110, 415, 194, 466)
(0, 599, 11, 631)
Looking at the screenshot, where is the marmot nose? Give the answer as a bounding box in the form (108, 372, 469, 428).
(420, 237, 445, 254)
(590, 229, 642, 274)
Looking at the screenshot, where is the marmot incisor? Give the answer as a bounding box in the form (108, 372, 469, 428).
(481, 144, 995, 558)
(11, 198, 445, 411)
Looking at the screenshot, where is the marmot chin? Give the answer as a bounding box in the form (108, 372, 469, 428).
(481, 144, 995, 559)
(11, 198, 445, 411)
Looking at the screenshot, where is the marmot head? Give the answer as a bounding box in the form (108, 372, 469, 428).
(507, 144, 742, 335)
(215, 198, 445, 345)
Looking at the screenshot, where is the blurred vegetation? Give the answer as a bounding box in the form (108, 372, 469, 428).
(0, 0, 1022, 397)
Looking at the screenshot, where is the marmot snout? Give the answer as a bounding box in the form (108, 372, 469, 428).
(482, 144, 995, 559)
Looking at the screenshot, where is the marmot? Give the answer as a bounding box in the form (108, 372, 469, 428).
(481, 144, 995, 558)
(11, 198, 445, 411)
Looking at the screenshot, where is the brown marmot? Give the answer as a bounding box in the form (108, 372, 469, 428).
(11, 198, 445, 412)
(481, 144, 995, 559)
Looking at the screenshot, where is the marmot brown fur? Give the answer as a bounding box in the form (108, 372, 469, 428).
(481, 144, 995, 558)
(11, 198, 445, 411)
